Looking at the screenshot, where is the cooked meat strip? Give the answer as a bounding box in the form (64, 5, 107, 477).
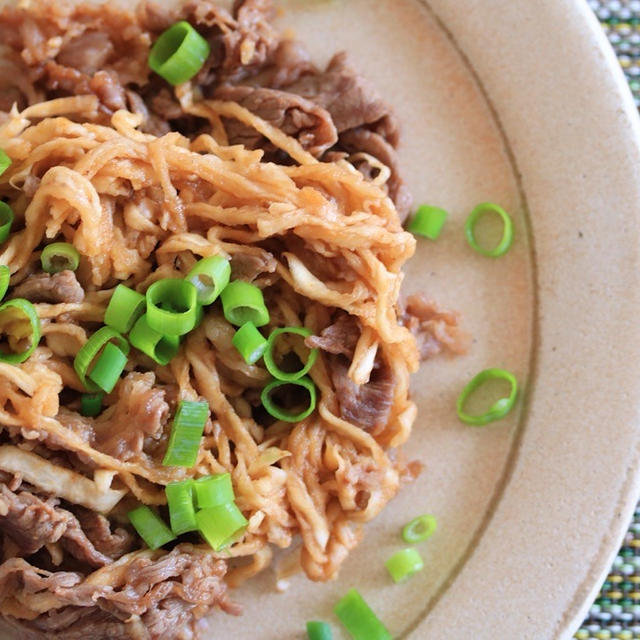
(214, 84, 338, 156)
(56, 31, 114, 76)
(74, 510, 135, 560)
(305, 314, 360, 359)
(0, 547, 238, 639)
(340, 127, 413, 222)
(285, 52, 398, 141)
(0, 485, 111, 567)
(328, 355, 395, 434)
(401, 294, 470, 360)
(12, 271, 85, 304)
(229, 248, 277, 282)
(93, 372, 170, 462)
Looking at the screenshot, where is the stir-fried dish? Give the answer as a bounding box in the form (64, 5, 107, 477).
(0, 1, 468, 637)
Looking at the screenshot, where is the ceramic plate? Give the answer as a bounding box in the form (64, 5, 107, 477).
(4, 1, 640, 638)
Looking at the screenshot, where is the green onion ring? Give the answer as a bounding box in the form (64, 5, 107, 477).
(104, 284, 146, 334)
(162, 400, 209, 468)
(465, 202, 513, 257)
(148, 21, 211, 86)
(385, 548, 424, 583)
(0, 203, 14, 245)
(74, 326, 129, 392)
(334, 589, 391, 640)
(0, 298, 41, 364)
(232, 322, 267, 365)
(194, 473, 234, 509)
(456, 367, 518, 426)
(220, 280, 270, 327)
(41, 242, 80, 273)
(146, 278, 198, 336)
(129, 314, 180, 366)
(196, 502, 248, 551)
(408, 205, 448, 240)
(260, 376, 317, 423)
(87, 342, 128, 394)
(165, 480, 198, 535)
(0, 265, 10, 303)
(0, 150, 11, 176)
(186, 255, 231, 306)
(402, 514, 437, 544)
(264, 326, 318, 382)
(128, 505, 176, 550)
(306, 621, 333, 640)
(80, 393, 103, 418)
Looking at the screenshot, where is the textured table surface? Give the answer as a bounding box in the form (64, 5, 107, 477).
(574, 3, 640, 639)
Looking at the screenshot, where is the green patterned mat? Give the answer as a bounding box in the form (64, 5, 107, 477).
(575, 4, 640, 638)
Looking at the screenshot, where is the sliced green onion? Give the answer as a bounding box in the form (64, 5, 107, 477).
(165, 479, 197, 535)
(334, 589, 391, 640)
(408, 205, 448, 240)
(88, 342, 128, 393)
(186, 256, 231, 305)
(149, 21, 211, 86)
(74, 327, 129, 392)
(146, 278, 198, 336)
(0, 298, 41, 364)
(162, 400, 209, 467)
(402, 514, 437, 544)
(196, 502, 248, 551)
(232, 322, 267, 365)
(456, 368, 518, 426)
(130, 314, 180, 366)
(0, 150, 11, 176)
(40, 242, 80, 274)
(104, 284, 146, 334)
(128, 505, 176, 550)
(307, 621, 333, 640)
(80, 392, 103, 418)
(465, 202, 513, 257)
(194, 473, 234, 509)
(264, 327, 318, 382)
(220, 280, 269, 327)
(385, 548, 424, 583)
(0, 203, 14, 244)
(0, 265, 10, 302)
(261, 376, 317, 423)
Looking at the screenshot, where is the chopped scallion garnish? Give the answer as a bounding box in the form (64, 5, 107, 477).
(385, 548, 424, 583)
(146, 278, 199, 336)
(0, 265, 10, 303)
(104, 284, 146, 334)
(220, 280, 269, 327)
(306, 621, 333, 640)
(402, 514, 437, 544)
(87, 341, 128, 393)
(166, 479, 198, 535)
(0, 298, 41, 364)
(232, 321, 267, 365)
(80, 393, 103, 418)
(0, 202, 14, 245)
(194, 473, 234, 509)
(264, 326, 318, 382)
(130, 314, 180, 366)
(260, 376, 317, 423)
(334, 589, 391, 640)
(128, 505, 176, 550)
(186, 255, 231, 306)
(41, 242, 80, 274)
(456, 367, 518, 426)
(73, 327, 129, 392)
(0, 150, 11, 176)
(465, 202, 513, 257)
(408, 205, 448, 240)
(148, 21, 211, 86)
(162, 400, 209, 467)
(196, 502, 248, 551)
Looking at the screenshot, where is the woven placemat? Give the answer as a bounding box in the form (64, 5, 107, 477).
(574, 4, 640, 638)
